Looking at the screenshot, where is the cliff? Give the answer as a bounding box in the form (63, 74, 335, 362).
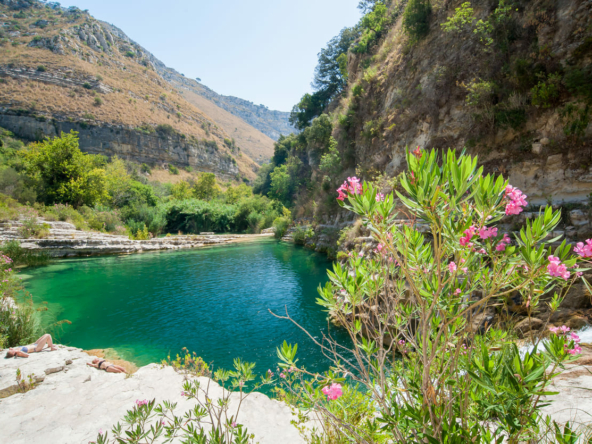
(332, 0, 592, 204)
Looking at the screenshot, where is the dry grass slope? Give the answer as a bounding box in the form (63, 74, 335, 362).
(0, 3, 264, 180)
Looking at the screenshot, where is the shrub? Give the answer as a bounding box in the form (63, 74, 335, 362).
(94, 96, 103, 106)
(531, 74, 561, 108)
(403, 0, 432, 41)
(155, 124, 176, 137)
(275, 149, 585, 443)
(164, 200, 236, 233)
(495, 107, 527, 130)
(82, 82, 92, 89)
(0, 240, 50, 267)
(272, 216, 291, 239)
(17, 215, 50, 239)
(168, 164, 179, 175)
(141, 163, 151, 174)
(125, 51, 135, 58)
(136, 124, 155, 135)
(36, 65, 46, 72)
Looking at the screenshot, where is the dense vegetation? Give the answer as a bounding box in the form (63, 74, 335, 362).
(0, 129, 286, 238)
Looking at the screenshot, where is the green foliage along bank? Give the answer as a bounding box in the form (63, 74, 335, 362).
(0, 129, 287, 238)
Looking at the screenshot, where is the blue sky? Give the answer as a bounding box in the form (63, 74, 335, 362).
(56, 0, 363, 111)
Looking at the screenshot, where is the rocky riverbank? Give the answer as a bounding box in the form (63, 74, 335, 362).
(1, 219, 273, 258)
(0, 346, 304, 444)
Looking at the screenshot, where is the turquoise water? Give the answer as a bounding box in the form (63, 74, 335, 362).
(24, 239, 348, 375)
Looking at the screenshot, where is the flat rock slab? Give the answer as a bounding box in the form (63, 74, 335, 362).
(0, 347, 304, 444)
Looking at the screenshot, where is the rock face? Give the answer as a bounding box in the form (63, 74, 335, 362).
(0, 112, 239, 179)
(0, 346, 305, 444)
(0, 218, 272, 257)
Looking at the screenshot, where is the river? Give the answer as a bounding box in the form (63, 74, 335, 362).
(23, 238, 350, 375)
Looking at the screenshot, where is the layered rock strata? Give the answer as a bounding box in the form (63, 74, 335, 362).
(0, 111, 240, 179)
(1, 219, 272, 257)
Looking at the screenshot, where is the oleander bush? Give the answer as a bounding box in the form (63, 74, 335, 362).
(272, 148, 591, 443)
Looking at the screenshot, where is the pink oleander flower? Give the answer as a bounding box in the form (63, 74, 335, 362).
(461, 267, 468, 273)
(549, 326, 559, 334)
(376, 244, 383, 252)
(232, 421, 237, 428)
(496, 243, 506, 251)
(479, 226, 498, 240)
(280, 372, 286, 378)
(267, 369, 274, 377)
(504, 185, 528, 215)
(460, 258, 465, 263)
(574, 239, 592, 258)
(181, 391, 186, 396)
(136, 399, 148, 406)
(322, 383, 343, 401)
(99, 429, 103, 435)
(567, 344, 582, 355)
(477, 248, 486, 254)
(398, 339, 405, 345)
(448, 262, 457, 273)
(571, 332, 581, 343)
(454, 288, 462, 295)
(560, 325, 571, 333)
(548, 256, 570, 280)
(577, 272, 583, 277)
(375, 193, 385, 202)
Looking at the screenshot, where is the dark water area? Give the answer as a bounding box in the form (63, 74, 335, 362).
(23, 239, 349, 377)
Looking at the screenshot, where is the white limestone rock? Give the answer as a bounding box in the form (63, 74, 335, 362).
(0, 347, 305, 444)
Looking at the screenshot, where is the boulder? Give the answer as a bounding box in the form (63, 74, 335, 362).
(570, 209, 589, 226)
(514, 317, 544, 337)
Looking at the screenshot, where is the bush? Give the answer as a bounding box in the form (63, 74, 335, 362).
(156, 124, 177, 137)
(531, 74, 561, 108)
(272, 216, 291, 239)
(0, 240, 50, 267)
(94, 96, 103, 106)
(164, 200, 237, 234)
(17, 215, 50, 239)
(168, 164, 179, 175)
(136, 124, 155, 135)
(36, 65, 46, 72)
(275, 149, 585, 443)
(82, 82, 92, 89)
(403, 0, 432, 41)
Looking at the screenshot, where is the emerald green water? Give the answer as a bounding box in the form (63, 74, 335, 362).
(24, 239, 348, 375)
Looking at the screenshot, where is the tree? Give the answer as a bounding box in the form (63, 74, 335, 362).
(193, 172, 220, 201)
(403, 0, 432, 41)
(224, 183, 252, 204)
(22, 131, 107, 207)
(268, 165, 291, 205)
(312, 27, 359, 102)
(289, 92, 327, 131)
(171, 180, 193, 201)
(290, 27, 360, 130)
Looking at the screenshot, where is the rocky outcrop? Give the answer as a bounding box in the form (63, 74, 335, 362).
(0, 66, 112, 93)
(0, 112, 240, 179)
(0, 219, 272, 257)
(0, 346, 305, 444)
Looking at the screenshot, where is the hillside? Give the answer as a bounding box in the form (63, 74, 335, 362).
(332, 0, 592, 205)
(256, 0, 592, 224)
(0, 0, 270, 180)
(99, 22, 279, 163)
(146, 52, 296, 141)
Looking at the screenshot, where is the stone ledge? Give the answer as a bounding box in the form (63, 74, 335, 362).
(0, 346, 305, 444)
